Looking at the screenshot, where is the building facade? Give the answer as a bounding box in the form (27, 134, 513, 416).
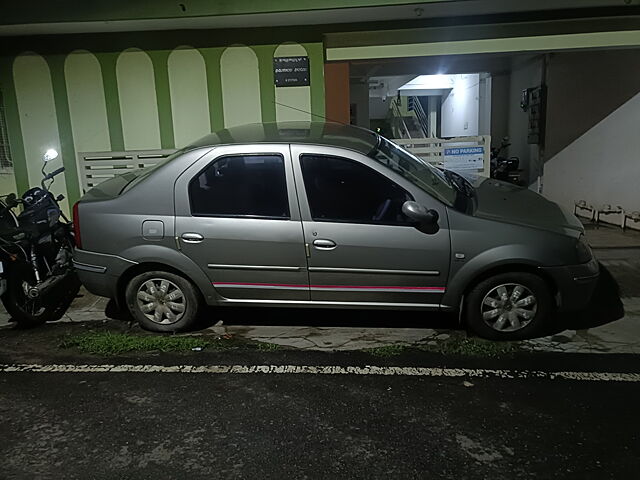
(1, 0, 639, 219)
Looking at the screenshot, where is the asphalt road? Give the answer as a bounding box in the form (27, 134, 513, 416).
(0, 250, 638, 479)
(1, 351, 640, 480)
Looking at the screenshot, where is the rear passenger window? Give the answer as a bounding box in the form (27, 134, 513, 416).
(300, 154, 413, 225)
(189, 155, 290, 218)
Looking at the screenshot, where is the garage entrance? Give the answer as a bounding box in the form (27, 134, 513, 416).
(324, 36, 640, 228)
(344, 52, 544, 185)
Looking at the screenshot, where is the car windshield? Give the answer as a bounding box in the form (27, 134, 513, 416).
(368, 137, 457, 206)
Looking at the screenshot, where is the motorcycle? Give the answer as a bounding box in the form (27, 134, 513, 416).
(490, 137, 523, 186)
(0, 149, 80, 327)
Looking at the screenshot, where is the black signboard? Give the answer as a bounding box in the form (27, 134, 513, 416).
(274, 56, 310, 87)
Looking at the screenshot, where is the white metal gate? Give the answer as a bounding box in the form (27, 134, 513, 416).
(392, 136, 491, 176)
(76, 149, 177, 193)
(76, 137, 491, 195)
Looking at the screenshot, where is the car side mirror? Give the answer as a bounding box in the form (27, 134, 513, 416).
(402, 201, 439, 226)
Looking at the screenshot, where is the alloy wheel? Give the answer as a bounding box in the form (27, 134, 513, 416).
(481, 283, 537, 332)
(136, 278, 186, 325)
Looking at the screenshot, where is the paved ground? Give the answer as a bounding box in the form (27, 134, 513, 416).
(0, 227, 639, 479)
(583, 222, 640, 249)
(1, 350, 640, 480)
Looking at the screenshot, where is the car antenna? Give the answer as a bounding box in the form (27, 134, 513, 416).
(272, 101, 347, 125)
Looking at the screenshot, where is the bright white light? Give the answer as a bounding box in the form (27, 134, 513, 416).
(399, 74, 456, 91)
(43, 149, 59, 162)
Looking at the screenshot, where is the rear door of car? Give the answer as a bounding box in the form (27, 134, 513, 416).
(174, 144, 309, 302)
(290, 144, 450, 307)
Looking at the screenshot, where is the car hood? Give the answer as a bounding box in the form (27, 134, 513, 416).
(461, 175, 584, 237)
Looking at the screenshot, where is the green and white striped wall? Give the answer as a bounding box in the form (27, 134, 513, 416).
(0, 42, 325, 211)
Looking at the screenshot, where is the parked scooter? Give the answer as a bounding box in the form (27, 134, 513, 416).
(490, 137, 523, 186)
(0, 149, 80, 327)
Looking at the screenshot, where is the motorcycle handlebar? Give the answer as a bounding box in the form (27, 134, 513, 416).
(0, 195, 20, 215)
(44, 166, 65, 181)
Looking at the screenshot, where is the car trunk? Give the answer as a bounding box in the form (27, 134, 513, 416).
(79, 170, 149, 203)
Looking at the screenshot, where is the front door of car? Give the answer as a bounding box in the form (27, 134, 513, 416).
(290, 145, 450, 307)
(174, 144, 309, 302)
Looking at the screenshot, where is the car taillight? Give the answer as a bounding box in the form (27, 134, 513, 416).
(72, 201, 82, 249)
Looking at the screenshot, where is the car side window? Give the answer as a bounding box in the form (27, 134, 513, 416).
(189, 154, 290, 219)
(300, 154, 413, 225)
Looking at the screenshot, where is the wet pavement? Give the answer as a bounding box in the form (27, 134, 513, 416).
(0, 238, 639, 479)
(583, 222, 640, 249)
(1, 359, 639, 480)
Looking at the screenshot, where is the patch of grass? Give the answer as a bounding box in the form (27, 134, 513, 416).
(363, 344, 408, 357)
(60, 332, 236, 355)
(255, 341, 282, 352)
(422, 337, 519, 357)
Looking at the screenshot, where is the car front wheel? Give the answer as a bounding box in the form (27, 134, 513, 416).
(464, 272, 553, 340)
(125, 271, 202, 333)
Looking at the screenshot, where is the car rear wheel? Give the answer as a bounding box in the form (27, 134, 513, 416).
(464, 272, 553, 340)
(125, 271, 201, 333)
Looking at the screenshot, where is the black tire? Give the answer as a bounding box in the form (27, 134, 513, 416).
(125, 270, 201, 333)
(1, 272, 81, 328)
(464, 272, 553, 340)
(2, 277, 56, 327)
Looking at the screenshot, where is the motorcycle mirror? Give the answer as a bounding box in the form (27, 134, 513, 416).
(43, 149, 59, 162)
(4, 193, 18, 209)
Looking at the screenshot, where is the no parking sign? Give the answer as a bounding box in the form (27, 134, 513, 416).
(443, 146, 484, 171)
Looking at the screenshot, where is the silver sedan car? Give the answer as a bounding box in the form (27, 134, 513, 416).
(72, 122, 599, 340)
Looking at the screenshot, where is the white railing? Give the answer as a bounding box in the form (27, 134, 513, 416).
(408, 96, 430, 138)
(389, 99, 412, 140)
(76, 149, 177, 193)
(392, 135, 491, 176)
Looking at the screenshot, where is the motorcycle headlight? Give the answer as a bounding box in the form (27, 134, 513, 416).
(576, 235, 593, 263)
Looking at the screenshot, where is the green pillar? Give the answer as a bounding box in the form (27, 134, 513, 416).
(47, 54, 81, 204)
(199, 47, 225, 132)
(147, 50, 175, 149)
(252, 44, 277, 123)
(97, 52, 125, 151)
(304, 42, 326, 120)
(0, 56, 29, 194)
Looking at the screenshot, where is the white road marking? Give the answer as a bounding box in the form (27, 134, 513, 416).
(1, 363, 639, 382)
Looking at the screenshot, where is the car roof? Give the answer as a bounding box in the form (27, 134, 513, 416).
(186, 121, 380, 156)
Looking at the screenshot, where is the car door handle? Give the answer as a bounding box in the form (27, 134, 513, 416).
(181, 233, 204, 244)
(313, 239, 337, 250)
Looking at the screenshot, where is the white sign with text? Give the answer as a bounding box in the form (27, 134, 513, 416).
(443, 146, 484, 171)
